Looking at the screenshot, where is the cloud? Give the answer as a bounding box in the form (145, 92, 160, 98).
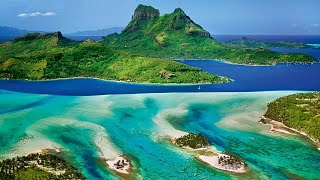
(17, 12, 56, 18)
(312, 23, 319, 27)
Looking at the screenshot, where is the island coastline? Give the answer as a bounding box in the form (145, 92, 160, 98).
(0, 76, 228, 86)
(105, 154, 133, 176)
(177, 59, 318, 67)
(171, 133, 247, 174)
(260, 116, 320, 150)
(196, 152, 246, 174)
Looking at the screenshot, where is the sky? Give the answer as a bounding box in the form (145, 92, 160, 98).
(0, 0, 319, 35)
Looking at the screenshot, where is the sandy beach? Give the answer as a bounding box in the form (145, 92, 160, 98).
(106, 154, 131, 175)
(260, 116, 320, 149)
(197, 153, 246, 173)
(29, 148, 61, 155)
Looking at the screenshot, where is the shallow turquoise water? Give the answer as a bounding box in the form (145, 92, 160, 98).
(0, 90, 319, 179)
(307, 44, 320, 48)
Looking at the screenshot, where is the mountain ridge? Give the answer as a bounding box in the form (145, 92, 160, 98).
(102, 4, 316, 65)
(122, 5, 211, 38)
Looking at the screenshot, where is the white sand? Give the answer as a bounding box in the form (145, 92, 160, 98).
(268, 120, 295, 135)
(29, 148, 61, 155)
(270, 127, 295, 135)
(106, 154, 131, 174)
(198, 153, 246, 173)
(2, 134, 61, 160)
(93, 125, 119, 159)
(152, 106, 189, 139)
(262, 117, 320, 149)
(180, 146, 209, 151)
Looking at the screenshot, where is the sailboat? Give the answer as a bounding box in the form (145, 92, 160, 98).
(198, 86, 201, 90)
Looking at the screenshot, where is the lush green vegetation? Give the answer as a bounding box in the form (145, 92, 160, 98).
(265, 92, 320, 141)
(175, 133, 210, 149)
(14, 168, 53, 180)
(101, 5, 317, 65)
(223, 37, 311, 49)
(0, 153, 85, 179)
(0, 32, 229, 84)
(1, 5, 316, 83)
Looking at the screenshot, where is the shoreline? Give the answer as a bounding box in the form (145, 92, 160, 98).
(0, 76, 225, 86)
(177, 59, 273, 67)
(170, 136, 247, 174)
(1, 60, 318, 84)
(176, 59, 318, 67)
(260, 116, 320, 150)
(28, 148, 61, 156)
(104, 154, 133, 177)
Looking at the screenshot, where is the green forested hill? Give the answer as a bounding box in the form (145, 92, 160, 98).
(0, 32, 229, 84)
(102, 5, 316, 65)
(265, 92, 320, 142)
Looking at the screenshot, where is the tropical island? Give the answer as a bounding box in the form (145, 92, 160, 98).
(0, 32, 229, 84)
(197, 152, 247, 174)
(0, 151, 85, 179)
(174, 133, 210, 149)
(262, 92, 320, 148)
(0, 5, 317, 84)
(223, 37, 314, 49)
(105, 154, 132, 176)
(101, 5, 316, 65)
(173, 133, 247, 173)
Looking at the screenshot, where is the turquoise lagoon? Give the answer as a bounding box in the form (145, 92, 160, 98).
(0, 90, 319, 179)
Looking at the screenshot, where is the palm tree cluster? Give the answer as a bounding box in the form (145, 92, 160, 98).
(175, 133, 210, 149)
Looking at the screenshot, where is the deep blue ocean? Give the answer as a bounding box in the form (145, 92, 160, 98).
(0, 60, 319, 96)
